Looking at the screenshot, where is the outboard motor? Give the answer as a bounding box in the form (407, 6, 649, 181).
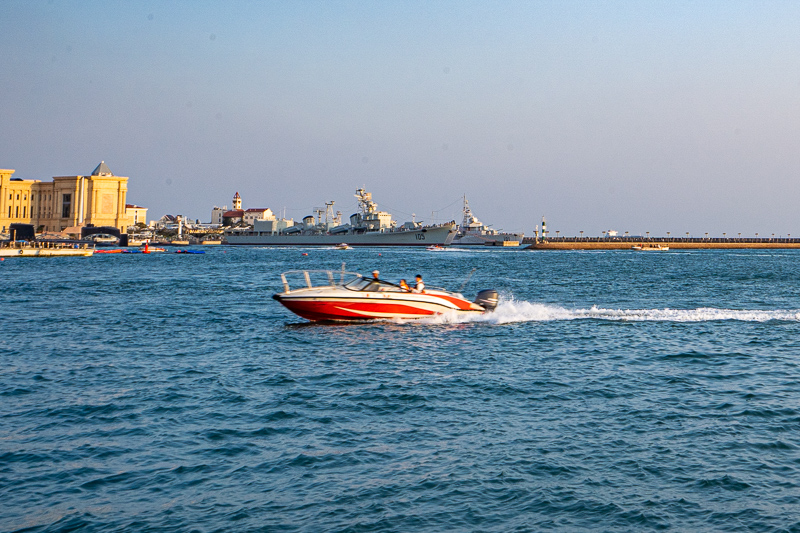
(474, 289, 499, 312)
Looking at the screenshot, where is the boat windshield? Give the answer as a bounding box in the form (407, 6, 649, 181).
(342, 277, 405, 292)
(342, 276, 372, 291)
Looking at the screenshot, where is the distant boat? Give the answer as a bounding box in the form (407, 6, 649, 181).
(451, 196, 523, 246)
(426, 245, 446, 251)
(334, 243, 352, 250)
(632, 244, 669, 251)
(0, 241, 94, 257)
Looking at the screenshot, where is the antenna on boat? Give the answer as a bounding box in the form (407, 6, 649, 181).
(459, 268, 477, 293)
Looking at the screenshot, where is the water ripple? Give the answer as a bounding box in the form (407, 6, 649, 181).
(3, 248, 800, 531)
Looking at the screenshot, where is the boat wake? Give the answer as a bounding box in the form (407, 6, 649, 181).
(416, 300, 800, 325)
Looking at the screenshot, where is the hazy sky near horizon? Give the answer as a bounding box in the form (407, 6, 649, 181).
(2, 0, 799, 236)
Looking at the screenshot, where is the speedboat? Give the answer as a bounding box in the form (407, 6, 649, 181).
(426, 245, 446, 251)
(273, 269, 499, 321)
(334, 243, 353, 250)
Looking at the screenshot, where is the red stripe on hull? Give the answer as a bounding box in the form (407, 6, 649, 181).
(278, 298, 450, 321)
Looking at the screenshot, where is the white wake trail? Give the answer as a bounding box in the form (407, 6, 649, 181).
(418, 300, 800, 325)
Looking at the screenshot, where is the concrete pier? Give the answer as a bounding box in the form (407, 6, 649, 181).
(524, 237, 800, 250)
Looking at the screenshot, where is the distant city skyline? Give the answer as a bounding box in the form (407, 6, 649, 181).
(2, 1, 799, 236)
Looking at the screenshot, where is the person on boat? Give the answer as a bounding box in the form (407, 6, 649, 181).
(399, 279, 410, 292)
(365, 270, 383, 291)
(412, 274, 425, 293)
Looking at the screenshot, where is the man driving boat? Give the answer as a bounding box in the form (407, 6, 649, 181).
(412, 274, 425, 293)
(365, 270, 382, 291)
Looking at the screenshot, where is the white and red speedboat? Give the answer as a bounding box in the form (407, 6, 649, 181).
(273, 269, 498, 321)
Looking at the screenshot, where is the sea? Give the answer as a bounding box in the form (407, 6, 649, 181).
(2, 246, 800, 532)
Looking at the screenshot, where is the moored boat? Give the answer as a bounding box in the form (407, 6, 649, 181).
(632, 244, 669, 251)
(273, 269, 499, 321)
(0, 241, 94, 257)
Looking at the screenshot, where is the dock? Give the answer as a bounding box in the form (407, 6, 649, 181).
(524, 237, 800, 250)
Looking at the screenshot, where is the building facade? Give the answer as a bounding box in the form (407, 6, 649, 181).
(1, 162, 135, 234)
(243, 208, 274, 226)
(126, 204, 148, 226)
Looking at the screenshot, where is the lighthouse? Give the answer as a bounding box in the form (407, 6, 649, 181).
(233, 192, 242, 210)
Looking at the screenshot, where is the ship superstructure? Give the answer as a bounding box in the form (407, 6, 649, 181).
(451, 196, 523, 246)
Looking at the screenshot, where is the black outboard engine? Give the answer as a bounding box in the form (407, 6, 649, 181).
(474, 289, 499, 312)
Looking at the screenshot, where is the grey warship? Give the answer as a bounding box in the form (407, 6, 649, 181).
(224, 188, 457, 246)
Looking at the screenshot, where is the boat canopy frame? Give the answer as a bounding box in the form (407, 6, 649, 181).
(279, 269, 362, 293)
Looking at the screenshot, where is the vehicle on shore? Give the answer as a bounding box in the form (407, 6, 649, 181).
(225, 188, 457, 246)
(273, 269, 499, 321)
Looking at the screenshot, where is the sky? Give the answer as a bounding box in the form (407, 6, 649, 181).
(2, 0, 799, 237)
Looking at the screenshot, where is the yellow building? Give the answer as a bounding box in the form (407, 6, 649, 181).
(1, 162, 138, 235)
(126, 204, 148, 226)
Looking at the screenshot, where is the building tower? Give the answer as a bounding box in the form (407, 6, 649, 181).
(233, 192, 242, 210)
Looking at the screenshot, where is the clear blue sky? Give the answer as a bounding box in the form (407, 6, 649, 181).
(2, 0, 799, 236)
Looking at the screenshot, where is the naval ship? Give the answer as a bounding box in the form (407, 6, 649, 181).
(450, 197, 524, 246)
(224, 188, 457, 246)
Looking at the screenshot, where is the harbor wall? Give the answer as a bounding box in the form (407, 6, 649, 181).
(525, 237, 800, 250)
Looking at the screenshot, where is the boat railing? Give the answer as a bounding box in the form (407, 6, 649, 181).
(279, 269, 362, 292)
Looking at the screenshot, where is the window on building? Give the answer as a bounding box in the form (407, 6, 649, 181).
(62, 194, 72, 218)
(23, 206, 26, 218)
(7, 207, 10, 217)
(15, 206, 19, 218)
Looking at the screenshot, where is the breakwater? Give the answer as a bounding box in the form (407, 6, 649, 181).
(524, 236, 800, 250)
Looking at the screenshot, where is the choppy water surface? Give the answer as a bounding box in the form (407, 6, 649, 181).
(2, 247, 800, 531)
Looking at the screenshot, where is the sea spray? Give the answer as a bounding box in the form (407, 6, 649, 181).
(416, 299, 800, 325)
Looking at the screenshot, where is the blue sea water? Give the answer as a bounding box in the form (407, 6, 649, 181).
(2, 247, 800, 532)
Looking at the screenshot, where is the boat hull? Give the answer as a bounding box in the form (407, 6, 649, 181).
(274, 289, 485, 321)
(0, 245, 94, 257)
(451, 232, 524, 246)
(226, 224, 457, 246)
